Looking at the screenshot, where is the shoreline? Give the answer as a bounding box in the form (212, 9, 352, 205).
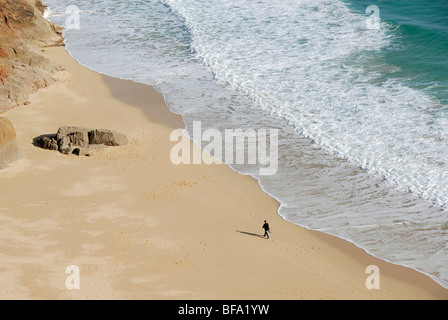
(0, 46, 447, 299)
(103, 63, 448, 294)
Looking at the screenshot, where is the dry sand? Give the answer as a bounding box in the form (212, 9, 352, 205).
(0, 46, 447, 300)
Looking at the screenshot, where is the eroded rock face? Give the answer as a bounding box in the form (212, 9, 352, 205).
(89, 129, 129, 147)
(35, 126, 129, 156)
(0, 0, 63, 112)
(0, 117, 21, 168)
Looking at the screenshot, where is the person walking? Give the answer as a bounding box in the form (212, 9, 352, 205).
(262, 220, 270, 239)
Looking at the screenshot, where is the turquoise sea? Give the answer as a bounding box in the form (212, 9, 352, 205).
(44, 0, 448, 288)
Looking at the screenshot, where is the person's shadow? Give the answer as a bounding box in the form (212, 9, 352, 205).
(236, 230, 265, 239)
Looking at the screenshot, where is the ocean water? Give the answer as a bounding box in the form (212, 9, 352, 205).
(43, 0, 448, 289)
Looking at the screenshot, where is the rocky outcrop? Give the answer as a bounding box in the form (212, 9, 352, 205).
(0, 0, 63, 112)
(0, 117, 21, 168)
(35, 126, 129, 156)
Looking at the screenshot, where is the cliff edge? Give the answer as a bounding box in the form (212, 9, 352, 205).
(0, 0, 63, 112)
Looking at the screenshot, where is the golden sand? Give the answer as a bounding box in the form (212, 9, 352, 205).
(0, 46, 447, 300)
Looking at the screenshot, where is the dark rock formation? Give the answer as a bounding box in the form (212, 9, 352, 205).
(89, 128, 130, 147)
(35, 126, 129, 156)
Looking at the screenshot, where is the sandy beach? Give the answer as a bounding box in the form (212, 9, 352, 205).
(0, 46, 447, 300)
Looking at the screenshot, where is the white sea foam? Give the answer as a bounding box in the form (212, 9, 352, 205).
(164, 0, 448, 209)
(43, 8, 52, 19)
